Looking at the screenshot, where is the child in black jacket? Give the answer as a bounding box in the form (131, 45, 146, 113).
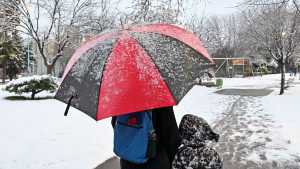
(172, 114, 222, 169)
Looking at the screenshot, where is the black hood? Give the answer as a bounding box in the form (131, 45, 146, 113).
(179, 114, 219, 146)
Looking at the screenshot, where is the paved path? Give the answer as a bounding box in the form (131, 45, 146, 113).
(94, 157, 120, 169)
(215, 89, 273, 97)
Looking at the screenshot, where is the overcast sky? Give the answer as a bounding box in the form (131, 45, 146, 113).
(202, 0, 242, 15)
(186, 0, 242, 17)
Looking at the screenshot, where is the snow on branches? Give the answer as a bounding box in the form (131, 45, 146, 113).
(5, 75, 58, 99)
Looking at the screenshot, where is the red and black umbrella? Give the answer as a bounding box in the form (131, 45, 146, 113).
(55, 23, 214, 120)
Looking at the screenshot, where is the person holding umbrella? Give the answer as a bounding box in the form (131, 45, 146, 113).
(112, 107, 181, 169)
(55, 24, 214, 169)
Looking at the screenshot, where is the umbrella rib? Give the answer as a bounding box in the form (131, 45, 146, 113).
(130, 32, 213, 103)
(95, 36, 123, 120)
(136, 32, 213, 65)
(129, 34, 178, 103)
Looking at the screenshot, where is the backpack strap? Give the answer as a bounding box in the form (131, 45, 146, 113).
(146, 111, 158, 159)
(146, 111, 152, 121)
(145, 111, 155, 131)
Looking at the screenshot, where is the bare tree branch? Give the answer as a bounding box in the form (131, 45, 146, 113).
(1, 0, 101, 74)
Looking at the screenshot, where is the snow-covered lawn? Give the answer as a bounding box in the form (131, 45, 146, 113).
(222, 73, 296, 89)
(221, 74, 300, 162)
(223, 74, 300, 157)
(261, 79, 300, 160)
(0, 88, 114, 169)
(0, 73, 299, 169)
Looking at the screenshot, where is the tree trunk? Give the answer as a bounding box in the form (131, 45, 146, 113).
(47, 65, 53, 75)
(31, 91, 36, 100)
(2, 63, 6, 83)
(9, 74, 13, 81)
(279, 62, 286, 95)
(1, 66, 4, 83)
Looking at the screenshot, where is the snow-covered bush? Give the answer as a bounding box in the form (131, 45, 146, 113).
(5, 75, 58, 99)
(258, 66, 270, 75)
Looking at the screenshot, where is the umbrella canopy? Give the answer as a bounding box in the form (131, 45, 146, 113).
(55, 23, 214, 120)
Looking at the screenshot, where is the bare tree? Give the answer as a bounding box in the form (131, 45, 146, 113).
(241, 1, 300, 94)
(0, 0, 22, 43)
(184, 14, 206, 39)
(80, 0, 116, 35)
(117, 0, 184, 26)
(190, 15, 243, 58)
(294, 0, 300, 11)
(0, 0, 99, 74)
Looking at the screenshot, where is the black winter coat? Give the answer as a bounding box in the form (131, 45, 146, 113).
(111, 107, 181, 169)
(172, 114, 222, 169)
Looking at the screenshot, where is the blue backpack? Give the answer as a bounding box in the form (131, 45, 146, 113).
(113, 111, 157, 164)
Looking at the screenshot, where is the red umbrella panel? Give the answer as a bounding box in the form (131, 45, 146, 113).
(55, 24, 214, 120)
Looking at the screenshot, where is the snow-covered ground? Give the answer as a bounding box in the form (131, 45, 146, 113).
(261, 76, 300, 161)
(0, 74, 299, 169)
(223, 74, 300, 159)
(0, 88, 114, 169)
(222, 74, 295, 89)
(216, 74, 300, 168)
(222, 74, 300, 157)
